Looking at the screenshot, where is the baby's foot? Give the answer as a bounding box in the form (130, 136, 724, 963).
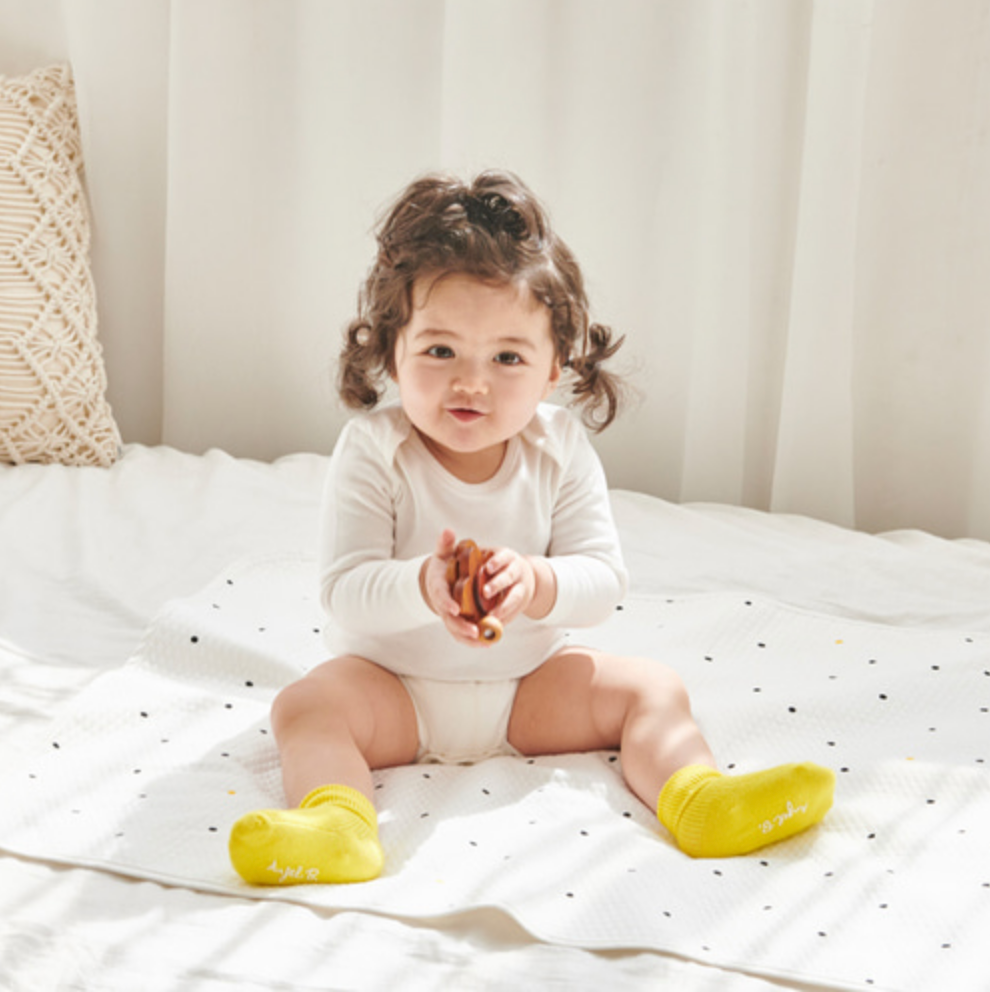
(229, 784, 383, 885)
(657, 762, 835, 858)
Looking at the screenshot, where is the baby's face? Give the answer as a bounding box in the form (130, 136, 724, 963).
(393, 272, 561, 482)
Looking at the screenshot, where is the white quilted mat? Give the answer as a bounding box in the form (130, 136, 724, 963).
(1, 554, 989, 992)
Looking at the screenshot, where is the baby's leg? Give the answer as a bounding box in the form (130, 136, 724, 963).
(510, 649, 716, 801)
(510, 649, 833, 858)
(229, 655, 419, 885)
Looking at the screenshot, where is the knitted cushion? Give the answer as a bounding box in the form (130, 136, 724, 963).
(0, 64, 120, 466)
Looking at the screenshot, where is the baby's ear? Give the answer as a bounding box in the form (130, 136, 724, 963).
(544, 359, 563, 397)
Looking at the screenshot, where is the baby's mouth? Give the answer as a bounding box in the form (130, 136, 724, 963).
(448, 408, 485, 423)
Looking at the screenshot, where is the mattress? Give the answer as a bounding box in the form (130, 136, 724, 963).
(1, 444, 989, 991)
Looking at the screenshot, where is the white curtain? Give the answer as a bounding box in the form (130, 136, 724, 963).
(2, 0, 989, 540)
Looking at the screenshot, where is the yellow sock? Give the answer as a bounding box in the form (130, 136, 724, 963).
(657, 762, 835, 858)
(229, 784, 384, 885)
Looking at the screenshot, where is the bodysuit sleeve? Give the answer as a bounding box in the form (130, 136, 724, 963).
(317, 419, 435, 636)
(542, 418, 629, 628)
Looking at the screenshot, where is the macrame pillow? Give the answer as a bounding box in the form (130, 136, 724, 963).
(0, 63, 120, 466)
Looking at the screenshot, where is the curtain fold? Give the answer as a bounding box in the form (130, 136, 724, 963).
(769, 0, 874, 529)
(2, 0, 989, 539)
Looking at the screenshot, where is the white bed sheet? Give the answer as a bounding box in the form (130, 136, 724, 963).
(1, 444, 989, 992)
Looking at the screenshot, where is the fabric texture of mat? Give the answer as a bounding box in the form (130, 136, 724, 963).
(1, 554, 988, 992)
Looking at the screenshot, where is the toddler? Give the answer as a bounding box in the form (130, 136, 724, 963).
(229, 170, 834, 885)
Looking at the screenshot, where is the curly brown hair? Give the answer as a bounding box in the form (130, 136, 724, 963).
(338, 170, 625, 431)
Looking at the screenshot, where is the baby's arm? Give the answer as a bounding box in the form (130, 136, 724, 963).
(319, 422, 435, 637)
(541, 423, 628, 627)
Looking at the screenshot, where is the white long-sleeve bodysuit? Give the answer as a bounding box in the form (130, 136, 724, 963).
(319, 402, 629, 682)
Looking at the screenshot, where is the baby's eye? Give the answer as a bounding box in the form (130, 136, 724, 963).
(425, 345, 455, 359)
(495, 351, 523, 366)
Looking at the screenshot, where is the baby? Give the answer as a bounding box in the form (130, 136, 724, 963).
(229, 170, 834, 885)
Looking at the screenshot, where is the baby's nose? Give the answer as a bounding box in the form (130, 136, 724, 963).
(453, 363, 489, 394)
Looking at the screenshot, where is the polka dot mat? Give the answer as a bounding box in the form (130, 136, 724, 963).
(1, 554, 988, 992)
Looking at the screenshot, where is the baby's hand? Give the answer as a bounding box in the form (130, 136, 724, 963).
(479, 548, 538, 627)
(419, 530, 489, 646)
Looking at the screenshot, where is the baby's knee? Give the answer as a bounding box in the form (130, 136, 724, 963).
(270, 674, 344, 738)
(270, 679, 313, 736)
(633, 658, 693, 714)
(270, 658, 375, 739)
